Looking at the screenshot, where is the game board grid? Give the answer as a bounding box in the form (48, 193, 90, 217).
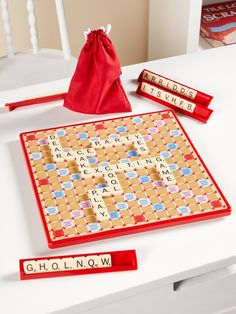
(23, 111, 228, 242)
(144, 114, 220, 214)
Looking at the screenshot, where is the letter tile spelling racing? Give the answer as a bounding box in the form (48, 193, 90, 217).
(20, 110, 230, 248)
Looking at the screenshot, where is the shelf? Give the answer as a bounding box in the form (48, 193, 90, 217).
(148, 0, 235, 59)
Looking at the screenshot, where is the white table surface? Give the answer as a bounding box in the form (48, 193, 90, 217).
(0, 45, 236, 314)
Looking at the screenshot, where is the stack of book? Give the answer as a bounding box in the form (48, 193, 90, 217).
(201, 0, 236, 47)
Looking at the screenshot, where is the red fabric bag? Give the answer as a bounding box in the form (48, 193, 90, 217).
(64, 28, 132, 114)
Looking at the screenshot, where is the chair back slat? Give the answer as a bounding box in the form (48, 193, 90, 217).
(0, 0, 71, 59)
(1, 0, 14, 57)
(27, 0, 38, 54)
(55, 0, 71, 60)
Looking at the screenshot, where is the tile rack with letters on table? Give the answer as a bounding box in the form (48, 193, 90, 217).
(19, 250, 137, 280)
(20, 110, 231, 248)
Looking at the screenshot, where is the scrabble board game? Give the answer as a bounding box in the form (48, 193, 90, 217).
(20, 110, 231, 248)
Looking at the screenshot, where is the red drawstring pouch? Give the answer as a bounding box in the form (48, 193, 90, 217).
(64, 26, 132, 114)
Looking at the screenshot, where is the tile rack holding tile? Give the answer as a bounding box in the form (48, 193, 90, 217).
(137, 70, 214, 123)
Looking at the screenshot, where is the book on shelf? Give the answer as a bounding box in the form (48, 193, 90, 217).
(201, 0, 236, 47)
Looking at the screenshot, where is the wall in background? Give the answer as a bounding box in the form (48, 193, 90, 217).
(0, 0, 149, 66)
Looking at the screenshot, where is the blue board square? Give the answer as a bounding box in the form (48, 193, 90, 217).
(99, 162, 110, 167)
(70, 173, 81, 180)
(138, 198, 150, 206)
(167, 143, 178, 150)
(109, 134, 119, 138)
(46, 206, 58, 215)
(45, 163, 56, 171)
(89, 136, 100, 142)
(198, 179, 210, 187)
(181, 168, 192, 176)
(132, 117, 143, 124)
(152, 203, 165, 212)
(169, 164, 179, 171)
(109, 212, 121, 219)
(77, 132, 88, 139)
(53, 190, 65, 198)
(57, 168, 69, 176)
(125, 171, 137, 179)
(56, 130, 66, 137)
(139, 176, 151, 183)
(116, 126, 127, 133)
(62, 182, 73, 190)
(170, 130, 181, 137)
(127, 150, 138, 157)
(178, 206, 191, 215)
(120, 158, 131, 163)
(31, 152, 42, 160)
(115, 202, 128, 210)
(88, 223, 100, 232)
(97, 183, 109, 188)
(88, 157, 98, 164)
(160, 151, 172, 158)
(124, 193, 136, 201)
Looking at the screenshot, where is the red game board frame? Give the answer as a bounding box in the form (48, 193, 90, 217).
(20, 110, 231, 248)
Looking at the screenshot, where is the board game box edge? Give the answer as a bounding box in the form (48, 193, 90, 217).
(19, 110, 231, 249)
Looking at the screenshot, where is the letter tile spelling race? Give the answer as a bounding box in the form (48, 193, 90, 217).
(20, 110, 230, 248)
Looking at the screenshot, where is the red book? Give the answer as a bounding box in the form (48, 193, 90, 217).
(201, 0, 236, 47)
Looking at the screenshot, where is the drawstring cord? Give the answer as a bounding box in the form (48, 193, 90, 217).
(83, 24, 111, 41)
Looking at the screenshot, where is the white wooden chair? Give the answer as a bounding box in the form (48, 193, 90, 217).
(0, 0, 77, 95)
